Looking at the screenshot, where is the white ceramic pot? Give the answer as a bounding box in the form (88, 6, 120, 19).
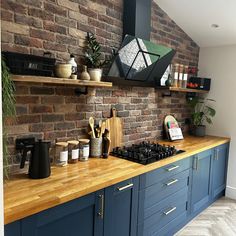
(55, 63, 72, 78)
(88, 68, 103, 82)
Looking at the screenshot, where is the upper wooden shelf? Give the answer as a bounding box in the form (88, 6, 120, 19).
(11, 75, 112, 88)
(169, 87, 208, 94)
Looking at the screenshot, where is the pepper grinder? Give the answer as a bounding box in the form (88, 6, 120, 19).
(102, 129, 110, 159)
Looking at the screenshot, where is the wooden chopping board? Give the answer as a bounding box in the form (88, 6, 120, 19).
(105, 108, 123, 151)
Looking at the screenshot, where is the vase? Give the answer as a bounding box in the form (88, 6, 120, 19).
(80, 65, 90, 80)
(88, 68, 103, 82)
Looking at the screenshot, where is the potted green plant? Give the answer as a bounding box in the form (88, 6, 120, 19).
(84, 32, 110, 81)
(2, 56, 16, 178)
(188, 97, 216, 137)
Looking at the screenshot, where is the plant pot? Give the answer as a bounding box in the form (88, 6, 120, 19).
(193, 125, 206, 137)
(55, 63, 72, 78)
(88, 68, 102, 82)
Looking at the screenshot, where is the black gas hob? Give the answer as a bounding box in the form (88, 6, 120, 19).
(111, 141, 185, 165)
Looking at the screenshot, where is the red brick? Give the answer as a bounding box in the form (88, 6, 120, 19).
(17, 115, 41, 124)
(16, 106, 28, 115)
(65, 113, 84, 121)
(30, 87, 54, 95)
(15, 14, 42, 28)
(29, 105, 53, 114)
(30, 28, 55, 41)
(42, 114, 64, 122)
(44, 2, 67, 16)
(65, 96, 86, 104)
(55, 16, 77, 28)
(28, 7, 54, 21)
(16, 96, 40, 104)
(103, 97, 118, 104)
(41, 96, 64, 104)
(44, 131, 67, 140)
(1, 43, 29, 54)
(56, 35, 77, 45)
(14, 35, 43, 48)
(1, 0, 27, 14)
(29, 123, 54, 132)
(1, 9, 13, 21)
(54, 104, 76, 113)
(54, 122, 75, 130)
(79, 6, 97, 18)
(43, 41, 67, 52)
(43, 21, 67, 34)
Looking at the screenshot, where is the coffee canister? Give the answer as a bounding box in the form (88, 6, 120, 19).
(79, 139, 90, 161)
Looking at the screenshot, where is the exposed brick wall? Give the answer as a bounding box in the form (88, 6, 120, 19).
(1, 0, 199, 173)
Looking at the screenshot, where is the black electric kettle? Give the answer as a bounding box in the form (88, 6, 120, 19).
(18, 138, 51, 179)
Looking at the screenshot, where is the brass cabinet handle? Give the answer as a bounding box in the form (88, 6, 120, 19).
(166, 165, 179, 172)
(97, 194, 104, 219)
(163, 206, 177, 215)
(165, 179, 178, 186)
(117, 183, 134, 191)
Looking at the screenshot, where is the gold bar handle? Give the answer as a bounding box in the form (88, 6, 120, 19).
(163, 206, 177, 215)
(166, 165, 179, 172)
(97, 194, 104, 219)
(165, 179, 178, 186)
(117, 183, 134, 191)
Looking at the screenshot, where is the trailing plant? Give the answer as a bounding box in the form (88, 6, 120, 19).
(188, 97, 216, 126)
(84, 32, 111, 68)
(2, 56, 16, 178)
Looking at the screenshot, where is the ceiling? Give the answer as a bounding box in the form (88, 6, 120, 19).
(155, 0, 236, 47)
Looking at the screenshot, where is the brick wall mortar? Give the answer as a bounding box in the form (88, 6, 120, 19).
(1, 0, 198, 173)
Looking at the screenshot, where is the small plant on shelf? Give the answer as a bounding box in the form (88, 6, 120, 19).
(188, 97, 216, 136)
(84, 32, 111, 81)
(2, 56, 16, 178)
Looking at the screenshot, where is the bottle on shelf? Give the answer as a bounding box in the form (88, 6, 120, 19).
(68, 54, 77, 79)
(173, 63, 179, 87)
(178, 64, 184, 88)
(182, 65, 188, 88)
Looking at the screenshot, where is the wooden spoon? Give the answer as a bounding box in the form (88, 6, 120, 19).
(100, 121, 106, 138)
(89, 117, 96, 138)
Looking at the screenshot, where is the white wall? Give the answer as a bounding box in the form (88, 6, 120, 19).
(199, 44, 236, 199)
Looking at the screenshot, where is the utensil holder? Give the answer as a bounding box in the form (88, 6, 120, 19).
(90, 137, 102, 158)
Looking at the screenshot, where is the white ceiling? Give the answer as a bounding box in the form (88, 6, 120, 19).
(155, 0, 236, 47)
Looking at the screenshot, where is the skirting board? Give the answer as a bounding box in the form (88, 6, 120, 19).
(226, 186, 236, 200)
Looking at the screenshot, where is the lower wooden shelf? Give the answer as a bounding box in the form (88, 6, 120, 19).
(11, 75, 113, 88)
(169, 87, 208, 94)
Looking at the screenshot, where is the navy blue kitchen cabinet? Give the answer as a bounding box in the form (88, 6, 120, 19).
(4, 143, 230, 236)
(212, 143, 229, 200)
(138, 157, 192, 236)
(21, 190, 104, 236)
(190, 149, 213, 215)
(104, 177, 139, 236)
(4, 221, 21, 236)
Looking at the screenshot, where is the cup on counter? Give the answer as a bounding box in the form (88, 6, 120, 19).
(90, 137, 102, 158)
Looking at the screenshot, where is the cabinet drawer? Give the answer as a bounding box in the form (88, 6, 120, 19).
(137, 187, 188, 236)
(111, 178, 136, 195)
(139, 169, 189, 221)
(140, 157, 191, 189)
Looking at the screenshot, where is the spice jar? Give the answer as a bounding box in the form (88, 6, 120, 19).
(79, 139, 90, 161)
(182, 65, 188, 88)
(178, 64, 184, 88)
(55, 142, 68, 166)
(173, 64, 179, 87)
(68, 140, 79, 164)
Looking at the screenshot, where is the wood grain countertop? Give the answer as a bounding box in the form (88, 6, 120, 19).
(4, 135, 230, 224)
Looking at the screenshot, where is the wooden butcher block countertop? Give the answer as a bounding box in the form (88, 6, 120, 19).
(4, 135, 230, 224)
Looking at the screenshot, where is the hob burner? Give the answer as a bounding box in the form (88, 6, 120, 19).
(111, 141, 185, 165)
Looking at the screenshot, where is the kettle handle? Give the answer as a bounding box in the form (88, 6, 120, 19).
(20, 145, 33, 169)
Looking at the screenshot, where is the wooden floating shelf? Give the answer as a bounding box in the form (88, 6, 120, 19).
(169, 87, 208, 94)
(11, 75, 113, 88)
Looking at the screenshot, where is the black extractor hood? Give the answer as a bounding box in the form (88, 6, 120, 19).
(106, 0, 176, 87)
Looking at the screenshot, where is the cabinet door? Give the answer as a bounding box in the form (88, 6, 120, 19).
(104, 177, 139, 236)
(5, 221, 21, 236)
(21, 190, 104, 236)
(191, 149, 213, 214)
(212, 144, 229, 199)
